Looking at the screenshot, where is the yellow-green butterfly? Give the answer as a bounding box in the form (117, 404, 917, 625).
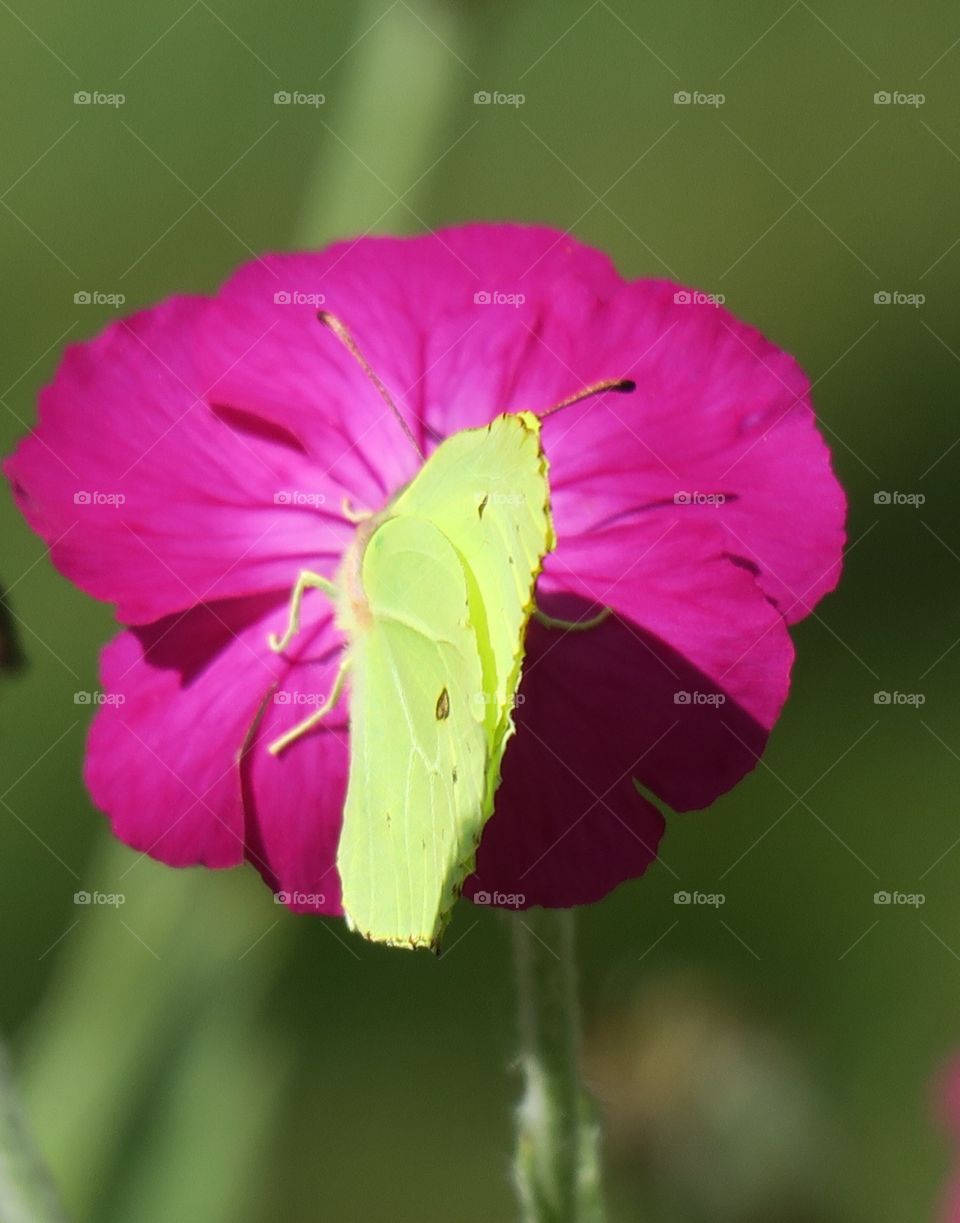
(268, 313, 631, 950)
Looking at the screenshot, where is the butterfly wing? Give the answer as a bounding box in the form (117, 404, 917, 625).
(391, 412, 554, 787)
(338, 514, 489, 949)
(338, 414, 555, 949)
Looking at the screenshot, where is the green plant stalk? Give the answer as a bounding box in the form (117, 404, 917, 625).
(0, 1041, 68, 1223)
(512, 908, 606, 1223)
(294, 0, 469, 244)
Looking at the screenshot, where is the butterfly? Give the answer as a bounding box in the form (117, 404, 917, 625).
(267, 313, 631, 950)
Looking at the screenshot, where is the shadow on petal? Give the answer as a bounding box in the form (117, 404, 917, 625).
(467, 599, 772, 909)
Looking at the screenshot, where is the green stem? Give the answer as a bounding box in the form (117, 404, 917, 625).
(0, 1041, 68, 1223)
(512, 909, 606, 1223)
(294, 0, 471, 244)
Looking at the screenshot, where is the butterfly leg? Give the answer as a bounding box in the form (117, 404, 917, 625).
(533, 606, 612, 632)
(269, 570, 340, 654)
(267, 656, 351, 756)
(341, 497, 372, 523)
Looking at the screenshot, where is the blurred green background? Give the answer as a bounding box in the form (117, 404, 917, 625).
(1, 1, 958, 1219)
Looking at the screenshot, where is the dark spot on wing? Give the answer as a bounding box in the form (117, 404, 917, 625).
(478, 494, 488, 519)
(452, 765, 458, 783)
(435, 687, 450, 720)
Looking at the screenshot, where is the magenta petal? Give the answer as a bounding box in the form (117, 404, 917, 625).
(6, 297, 351, 624)
(543, 516, 793, 734)
(86, 592, 346, 911)
(86, 595, 282, 869)
(240, 649, 348, 917)
(539, 282, 845, 622)
(466, 618, 666, 909)
(469, 517, 793, 908)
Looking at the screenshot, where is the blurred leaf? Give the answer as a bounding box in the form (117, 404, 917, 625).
(19, 841, 288, 1222)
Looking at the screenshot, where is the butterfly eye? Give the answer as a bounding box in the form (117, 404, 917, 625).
(435, 688, 450, 720)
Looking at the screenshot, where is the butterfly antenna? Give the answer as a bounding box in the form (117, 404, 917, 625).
(539, 377, 636, 420)
(318, 312, 424, 460)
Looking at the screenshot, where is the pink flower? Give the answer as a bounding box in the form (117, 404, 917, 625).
(6, 225, 844, 914)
